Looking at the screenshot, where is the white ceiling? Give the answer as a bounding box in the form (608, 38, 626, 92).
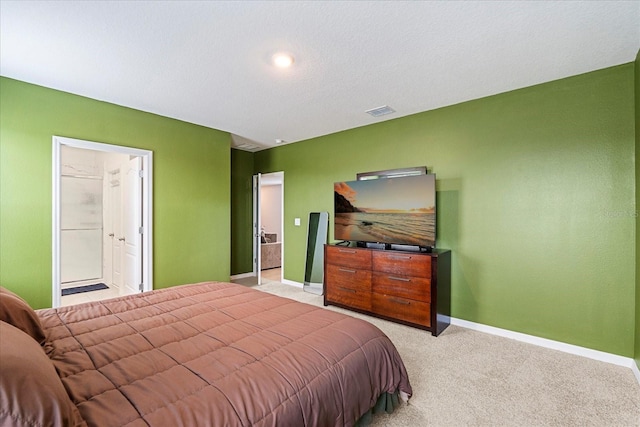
(1, 1, 638, 152)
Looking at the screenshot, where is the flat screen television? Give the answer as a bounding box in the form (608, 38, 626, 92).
(334, 174, 436, 249)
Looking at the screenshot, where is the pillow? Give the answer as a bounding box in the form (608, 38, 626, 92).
(0, 321, 86, 427)
(0, 286, 46, 344)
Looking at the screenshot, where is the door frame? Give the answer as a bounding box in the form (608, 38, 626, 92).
(52, 136, 153, 308)
(252, 172, 284, 284)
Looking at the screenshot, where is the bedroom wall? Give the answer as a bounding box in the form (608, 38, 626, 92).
(252, 64, 636, 357)
(0, 77, 231, 309)
(230, 148, 255, 275)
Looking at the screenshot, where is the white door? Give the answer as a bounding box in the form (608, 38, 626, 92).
(103, 169, 112, 288)
(123, 157, 142, 294)
(109, 169, 123, 292)
(253, 173, 262, 285)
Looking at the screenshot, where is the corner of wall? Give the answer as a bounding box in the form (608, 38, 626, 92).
(635, 48, 640, 378)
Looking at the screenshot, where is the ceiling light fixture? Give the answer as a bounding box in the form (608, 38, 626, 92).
(272, 53, 294, 68)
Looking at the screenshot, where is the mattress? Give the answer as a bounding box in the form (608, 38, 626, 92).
(36, 281, 412, 426)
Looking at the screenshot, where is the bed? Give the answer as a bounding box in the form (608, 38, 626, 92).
(0, 281, 412, 427)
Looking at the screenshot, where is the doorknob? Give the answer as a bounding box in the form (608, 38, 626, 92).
(118, 237, 125, 241)
(108, 233, 114, 237)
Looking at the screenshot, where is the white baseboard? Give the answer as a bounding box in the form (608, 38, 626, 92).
(281, 279, 303, 288)
(450, 317, 634, 370)
(230, 272, 255, 280)
(632, 360, 640, 385)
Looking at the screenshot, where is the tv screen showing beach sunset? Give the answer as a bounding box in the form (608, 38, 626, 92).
(334, 174, 436, 247)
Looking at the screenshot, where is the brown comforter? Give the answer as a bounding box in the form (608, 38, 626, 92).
(37, 282, 412, 426)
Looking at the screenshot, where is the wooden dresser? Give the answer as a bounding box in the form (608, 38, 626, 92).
(323, 244, 451, 336)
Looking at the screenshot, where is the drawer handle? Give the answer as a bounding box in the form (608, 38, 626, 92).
(389, 297, 410, 305)
(338, 249, 357, 253)
(338, 286, 356, 293)
(389, 255, 412, 260)
(388, 276, 410, 282)
(339, 268, 356, 274)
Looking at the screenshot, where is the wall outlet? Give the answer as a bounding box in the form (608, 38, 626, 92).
(294, 218, 301, 226)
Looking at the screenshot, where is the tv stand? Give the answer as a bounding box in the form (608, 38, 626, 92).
(323, 243, 451, 336)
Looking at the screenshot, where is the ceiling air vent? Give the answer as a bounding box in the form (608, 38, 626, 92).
(365, 105, 396, 117)
(234, 143, 260, 151)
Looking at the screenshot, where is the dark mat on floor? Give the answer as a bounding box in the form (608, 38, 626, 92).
(62, 283, 108, 296)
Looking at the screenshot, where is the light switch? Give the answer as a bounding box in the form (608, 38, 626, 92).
(294, 218, 301, 226)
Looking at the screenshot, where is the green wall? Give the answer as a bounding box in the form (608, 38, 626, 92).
(251, 64, 636, 357)
(0, 77, 231, 309)
(230, 148, 255, 275)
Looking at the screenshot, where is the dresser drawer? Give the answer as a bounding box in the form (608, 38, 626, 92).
(372, 272, 430, 302)
(372, 251, 431, 278)
(326, 286, 371, 311)
(372, 293, 430, 327)
(326, 246, 371, 270)
(325, 264, 371, 292)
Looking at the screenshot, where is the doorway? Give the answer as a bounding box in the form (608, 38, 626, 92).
(52, 136, 153, 308)
(244, 172, 283, 286)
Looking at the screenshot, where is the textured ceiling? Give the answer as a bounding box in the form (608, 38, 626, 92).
(1, 1, 638, 151)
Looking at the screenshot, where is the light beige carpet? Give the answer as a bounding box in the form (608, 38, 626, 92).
(252, 281, 640, 426)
